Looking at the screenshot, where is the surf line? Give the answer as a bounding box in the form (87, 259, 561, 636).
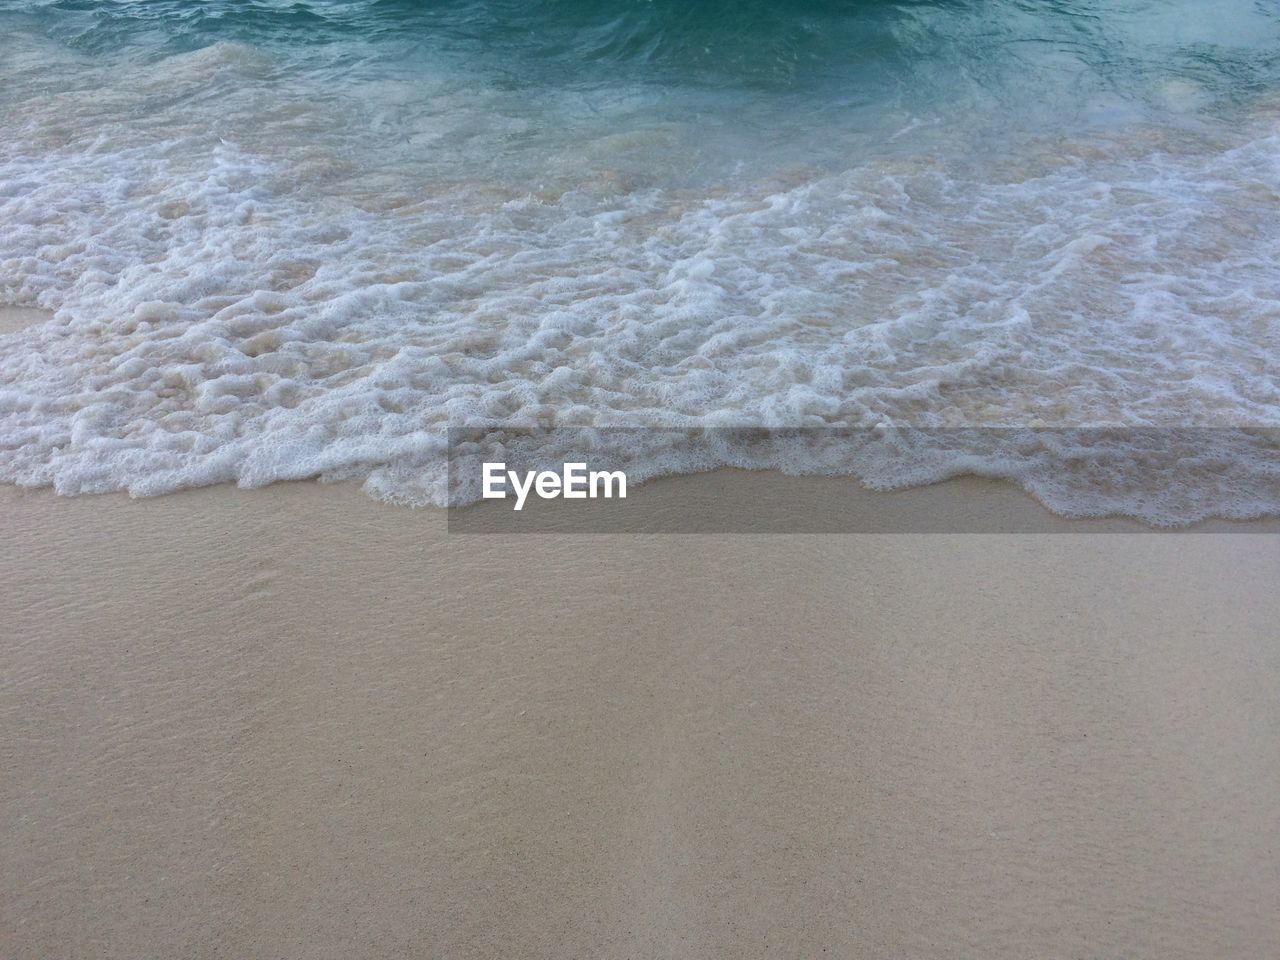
(482, 463, 627, 511)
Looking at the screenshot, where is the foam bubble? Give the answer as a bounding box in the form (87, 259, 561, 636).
(2, 28, 1279, 523)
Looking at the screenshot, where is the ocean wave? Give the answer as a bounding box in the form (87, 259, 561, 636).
(3, 0, 1278, 100)
(2, 1, 1279, 523)
(2, 96, 1278, 522)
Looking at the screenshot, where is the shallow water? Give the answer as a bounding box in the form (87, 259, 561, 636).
(1, 0, 1278, 521)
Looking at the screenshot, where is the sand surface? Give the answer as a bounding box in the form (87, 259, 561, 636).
(2, 474, 1279, 959)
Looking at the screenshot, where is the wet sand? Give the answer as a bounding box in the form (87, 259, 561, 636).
(2, 474, 1279, 959)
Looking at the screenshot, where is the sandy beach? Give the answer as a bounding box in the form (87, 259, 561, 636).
(3, 475, 1278, 959)
(6, 0, 1280, 952)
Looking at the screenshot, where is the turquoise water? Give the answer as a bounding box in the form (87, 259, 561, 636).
(7, 1, 1280, 168)
(10, 0, 1280, 94)
(1, 1, 1279, 520)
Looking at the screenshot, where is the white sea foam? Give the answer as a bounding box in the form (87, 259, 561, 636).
(1, 40, 1279, 523)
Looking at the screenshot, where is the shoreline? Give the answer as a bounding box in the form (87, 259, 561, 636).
(5, 305, 1277, 531)
(4, 467, 1280, 533)
(3, 475, 1279, 958)
(6, 3, 1280, 952)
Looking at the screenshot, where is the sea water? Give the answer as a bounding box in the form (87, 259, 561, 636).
(1, 0, 1278, 522)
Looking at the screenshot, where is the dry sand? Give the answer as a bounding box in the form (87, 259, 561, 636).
(2, 472, 1279, 960)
